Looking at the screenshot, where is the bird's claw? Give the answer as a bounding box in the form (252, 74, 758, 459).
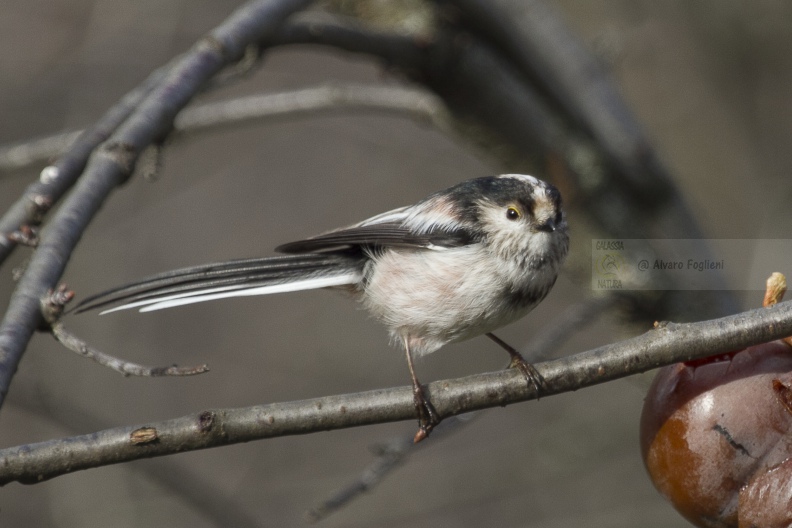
(509, 353, 547, 398)
(412, 385, 441, 443)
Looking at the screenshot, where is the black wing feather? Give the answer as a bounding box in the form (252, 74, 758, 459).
(275, 222, 475, 254)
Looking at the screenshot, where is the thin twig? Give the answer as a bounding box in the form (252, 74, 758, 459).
(305, 415, 475, 523)
(0, 84, 450, 174)
(2, 299, 792, 486)
(173, 83, 451, 133)
(306, 295, 615, 522)
(39, 286, 208, 377)
(50, 323, 208, 377)
(0, 0, 313, 410)
(0, 131, 82, 173)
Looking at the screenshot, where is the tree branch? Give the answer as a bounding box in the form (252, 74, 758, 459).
(0, 131, 81, 173)
(444, 0, 671, 200)
(7, 381, 261, 528)
(3, 300, 792, 486)
(173, 83, 451, 134)
(306, 295, 615, 522)
(0, 83, 451, 173)
(0, 64, 169, 265)
(264, 16, 739, 321)
(0, 0, 313, 410)
(267, 13, 428, 71)
(50, 323, 209, 377)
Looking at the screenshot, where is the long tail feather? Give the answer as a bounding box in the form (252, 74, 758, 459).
(73, 253, 363, 314)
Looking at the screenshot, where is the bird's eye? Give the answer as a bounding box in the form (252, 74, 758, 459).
(506, 207, 521, 220)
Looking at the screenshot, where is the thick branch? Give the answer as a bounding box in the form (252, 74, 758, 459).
(268, 14, 428, 70)
(446, 0, 671, 200)
(269, 16, 738, 320)
(2, 300, 792, 486)
(0, 0, 313, 410)
(8, 382, 261, 528)
(306, 295, 614, 522)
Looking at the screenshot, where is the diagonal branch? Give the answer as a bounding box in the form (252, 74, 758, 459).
(0, 131, 81, 173)
(0, 0, 313, 410)
(264, 16, 739, 321)
(2, 299, 792, 486)
(445, 0, 672, 200)
(0, 64, 170, 265)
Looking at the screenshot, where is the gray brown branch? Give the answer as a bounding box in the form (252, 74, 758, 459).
(2, 299, 792, 486)
(0, 0, 313, 410)
(7, 381, 261, 528)
(50, 323, 208, 377)
(174, 83, 451, 134)
(0, 4, 737, 416)
(0, 84, 450, 173)
(305, 295, 616, 522)
(0, 64, 170, 265)
(266, 14, 739, 321)
(0, 131, 82, 173)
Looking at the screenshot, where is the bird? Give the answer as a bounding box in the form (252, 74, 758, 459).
(75, 174, 569, 441)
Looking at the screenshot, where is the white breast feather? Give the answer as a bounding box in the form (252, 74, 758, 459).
(363, 245, 539, 355)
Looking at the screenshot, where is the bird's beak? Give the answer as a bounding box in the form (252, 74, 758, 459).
(537, 218, 557, 233)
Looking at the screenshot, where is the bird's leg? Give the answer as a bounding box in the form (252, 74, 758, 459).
(486, 332, 547, 397)
(404, 340, 440, 443)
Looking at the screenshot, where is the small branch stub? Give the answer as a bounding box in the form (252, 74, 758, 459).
(6, 225, 39, 248)
(25, 194, 53, 225)
(764, 272, 787, 308)
(763, 272, 791, 347)
(130, 427, 159, 445)
(41, 284, 75, 325)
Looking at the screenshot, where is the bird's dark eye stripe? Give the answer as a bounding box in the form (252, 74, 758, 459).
(547, 186, 562, 210)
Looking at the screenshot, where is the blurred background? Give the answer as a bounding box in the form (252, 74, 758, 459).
(1, 1, 791, 526)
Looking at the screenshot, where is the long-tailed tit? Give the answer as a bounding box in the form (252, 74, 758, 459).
(76, 174, 569, 441)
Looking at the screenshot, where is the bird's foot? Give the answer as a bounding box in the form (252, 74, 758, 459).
(412, 385, 441, 443)
(508, 353, 547, 398)
(486, 332, 547, 398)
